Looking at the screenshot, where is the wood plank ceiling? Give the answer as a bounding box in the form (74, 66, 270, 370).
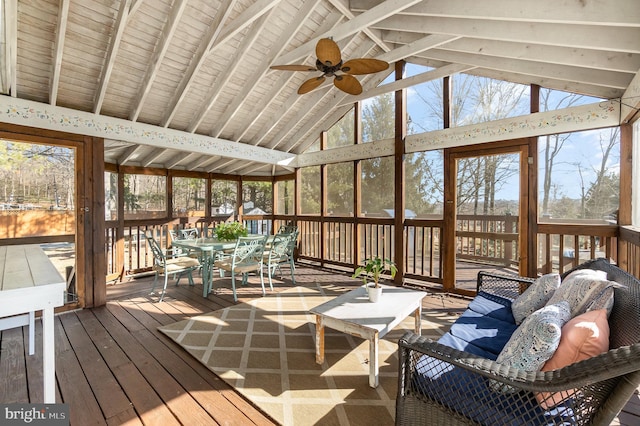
(1, 0, 639, 176)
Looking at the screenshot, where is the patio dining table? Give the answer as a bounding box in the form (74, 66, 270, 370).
(172, 235, 277, 297)
(170, 238, 237, 296)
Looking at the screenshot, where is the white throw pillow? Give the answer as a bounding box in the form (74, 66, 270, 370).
(511, 273, 561, 325)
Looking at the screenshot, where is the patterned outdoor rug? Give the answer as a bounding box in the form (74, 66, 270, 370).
(158, 283, 454, 425)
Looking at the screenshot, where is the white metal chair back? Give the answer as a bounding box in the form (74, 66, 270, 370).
(145, 230, 200, 302)
(214, 235, 268, 302)
(179, 227, 199, 239)
(277, 223, 298, 234)
(264, 232, 297, 286)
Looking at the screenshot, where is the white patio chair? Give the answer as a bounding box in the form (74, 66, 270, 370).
(214, 235, 268, 302)
(263, 232, 296, 287)
(145, 230, 200, 302)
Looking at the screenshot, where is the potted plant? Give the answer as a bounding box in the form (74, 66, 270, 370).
(214, 221, 248, 241)
(352, 257, 398, 302)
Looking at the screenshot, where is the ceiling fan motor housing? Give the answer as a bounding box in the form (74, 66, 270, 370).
(316, 59, 343, 77)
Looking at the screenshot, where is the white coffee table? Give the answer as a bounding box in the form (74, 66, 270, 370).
(310, 284, 427, 387)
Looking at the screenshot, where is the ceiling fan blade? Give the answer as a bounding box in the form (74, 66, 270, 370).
(334, 74, 362, 95)
(341, 58, 389, 75)
(316, 38, 342, 67)
(270, 64, 317, 72)
(298, 76, 325, 94)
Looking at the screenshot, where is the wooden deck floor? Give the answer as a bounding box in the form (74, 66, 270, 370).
(1, 263, 638, 425)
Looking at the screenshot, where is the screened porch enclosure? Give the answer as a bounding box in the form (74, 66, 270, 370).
(100, 70, 634, 298)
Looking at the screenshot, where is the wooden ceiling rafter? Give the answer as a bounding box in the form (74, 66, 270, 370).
(129, 0, 188, 122)
(159, 0, 239, 128)
(186, 10, 273, 134)
(231, 12, 347, 143)
(117, 144, 142, 165)
(49, 0, 69, 105)
(208, 0, 320, 139)
(373, 15, 640, 54)
(165, 151, 196, 169)
(271, 0, 421, 66)
(140, 147, 167, 168)
(185, 155, 219, 172)
(326, 0, 391, 53)
(93, 0, 133, 114)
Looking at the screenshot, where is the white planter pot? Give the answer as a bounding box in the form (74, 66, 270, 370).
(366, 283, 382, 302)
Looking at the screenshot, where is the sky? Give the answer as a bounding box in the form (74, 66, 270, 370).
(400, 63, 620, 204)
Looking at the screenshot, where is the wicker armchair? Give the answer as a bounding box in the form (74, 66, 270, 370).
(396, 258, 640, 425)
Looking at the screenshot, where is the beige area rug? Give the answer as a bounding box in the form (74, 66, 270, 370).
(158, 283, 455, 426)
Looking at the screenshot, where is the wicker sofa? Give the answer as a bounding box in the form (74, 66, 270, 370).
(396, 258, 640, 425)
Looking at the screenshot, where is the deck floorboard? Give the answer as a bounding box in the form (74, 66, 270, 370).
(0, 262, 637, 425)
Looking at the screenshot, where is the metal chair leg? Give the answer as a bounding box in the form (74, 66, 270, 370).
(231, 272, 238, 302)
(158, 273, 169, 302)
(259, 265, 267, 295)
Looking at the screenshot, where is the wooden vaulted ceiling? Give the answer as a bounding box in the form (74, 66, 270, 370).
(1, 0, 639, 176)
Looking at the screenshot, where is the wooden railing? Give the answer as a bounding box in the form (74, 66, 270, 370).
(619, 226, 640, 278)
(404, 220, 443, 282)
(457, 214, 518, 267)
(536, 223, 618, 275)
(105, 214, 637, 290)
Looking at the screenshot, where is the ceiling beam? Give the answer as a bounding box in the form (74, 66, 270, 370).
(208, 158, 238, 173)
(620, 69, 640, 123)
(326, 0, 390, 52)
(117, 144, 141, 164)
(141, 148, 167, 167)
(129, 0, 188, 121)
(159, 0, 238, 127)
(165, 151, 195, 169)
(338, 63, 475, 107)
(49, 0, 69, 105)
(382, 32, 640, 74)
(187, 11, 272, 133)
(414, 49, 633, 90)
(408, 57, 624, 99)
(93, 0, 132, 114)
(161, 0, 280, 127)
(0, 96, 295, 165)
(272, 0, 422, 66)
(372, 16, 640, 54)
(186, 155, 220, 171)
(209, 0, 320, 138)
(351, 0, 640, 26)
(377, 33, 459, 64)
(223, 160, 258, 175)
(129, 0, 144, 16)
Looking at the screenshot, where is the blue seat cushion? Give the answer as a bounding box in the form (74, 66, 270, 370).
(445, 291, 518, 360)
(412, 292, 575, 425)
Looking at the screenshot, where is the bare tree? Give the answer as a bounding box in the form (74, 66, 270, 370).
(539, 89, 586, 217)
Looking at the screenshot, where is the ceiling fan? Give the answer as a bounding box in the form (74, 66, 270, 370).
(270, 38, 389, 95)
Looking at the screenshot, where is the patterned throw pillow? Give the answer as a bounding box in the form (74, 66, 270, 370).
(511, 273, 561, 325)
(546, 269, 615, 318)
(491, 302, 571, 394)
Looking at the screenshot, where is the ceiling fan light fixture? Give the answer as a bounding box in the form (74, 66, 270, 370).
(271, 38, 389, 95)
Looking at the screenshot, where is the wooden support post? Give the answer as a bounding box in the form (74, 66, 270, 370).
(394, 61, 406, 286)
